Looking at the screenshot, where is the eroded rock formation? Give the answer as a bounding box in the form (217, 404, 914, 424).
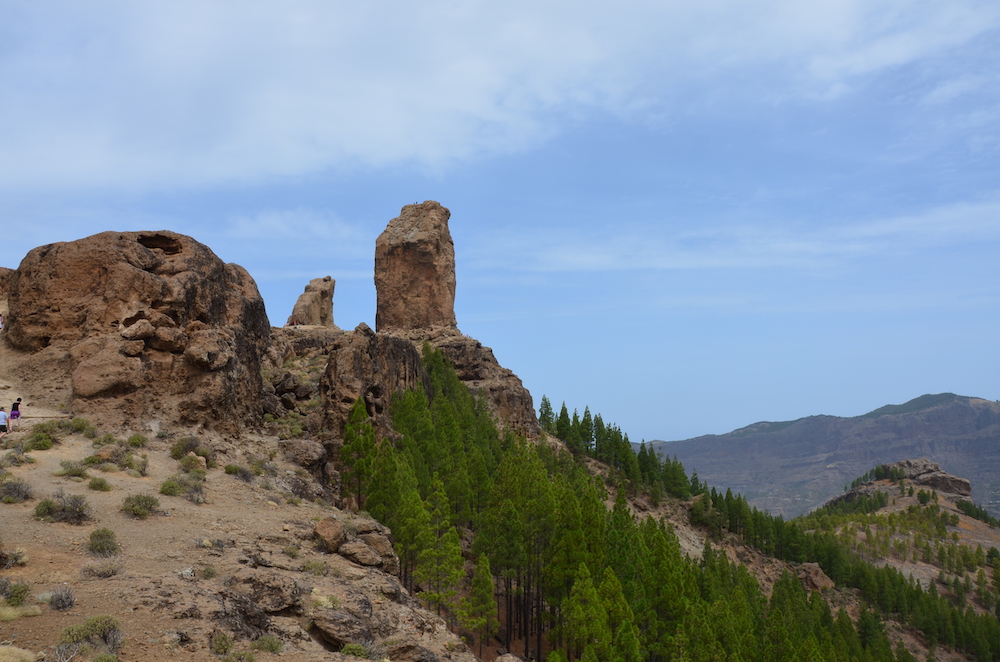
(6, 231, 270, 433)
(319, 323, 429, 440)
(286, 276, 337, 327)
(374, 201, 457, 332)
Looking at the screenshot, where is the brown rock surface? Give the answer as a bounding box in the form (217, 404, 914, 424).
(319, 323, 429, 439)
(390, 325, 542, 438)
(314, 517, 347, 553)
(286, 276, 338, 327)
(4, 230, 270, 433)
(375, 201, 457, 332)
(889, 458, 973, 496)
(797, 562, 835, 592)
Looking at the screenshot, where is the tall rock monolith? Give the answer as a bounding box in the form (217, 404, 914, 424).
(374, 201, 457, 332)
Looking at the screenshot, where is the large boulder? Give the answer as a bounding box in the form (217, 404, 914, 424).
(286, 276, 337, 327)
(6, 231, 270, 433)
(375, 201, 457, 332)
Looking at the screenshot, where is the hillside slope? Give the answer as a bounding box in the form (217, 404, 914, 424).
(651, 394, 1000, 517)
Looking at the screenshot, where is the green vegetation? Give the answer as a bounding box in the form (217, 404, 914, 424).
(340, 346, 1000, 662)
(87, 528, 121, 556)
(59, 614, 125, 653)
(339, 643, 368, 658)
(0, 477, 32, 503)
(250, 635, 282, 653)
(120, 494, 159, 519)
(88, 477, 112, 492)
(957, 500, 1000, 528)
(34, 490, 91, 524)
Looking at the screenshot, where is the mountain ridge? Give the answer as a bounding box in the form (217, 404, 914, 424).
(647, 392, 1000, 518)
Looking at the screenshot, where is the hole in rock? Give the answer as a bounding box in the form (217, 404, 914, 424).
(137, 234, 183, 255)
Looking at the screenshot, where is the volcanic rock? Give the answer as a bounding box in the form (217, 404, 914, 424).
(0, 266, 13, 300)
(286, 276, 337, 327)
(5, 230, 270, 433)
(797, 562, 835, 592)
(887, 458, 972, 496)
(314, 517, 347, 553)
(319, 323, 429, 439)
(375, 201, 457, 332)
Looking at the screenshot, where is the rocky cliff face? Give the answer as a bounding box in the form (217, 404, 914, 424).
(5, 231, 270, 434)
(319, 323, 430, 441)
(374, 201, 457, 332)
(286, 276, 337, 328)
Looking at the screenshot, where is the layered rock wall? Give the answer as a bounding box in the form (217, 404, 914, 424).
(6, 231, 270, 433)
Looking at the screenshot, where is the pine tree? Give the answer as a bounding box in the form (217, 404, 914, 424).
(339, 397, 376, 510)
(539, 395, 555, 433)
(461, 554, 500, 656)
(565, 563, 611, 660)
(415, 475, 465, 616)
(556, 402, 572, 441)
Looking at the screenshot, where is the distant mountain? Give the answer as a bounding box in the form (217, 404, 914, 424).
(648, 393, 1000, 518)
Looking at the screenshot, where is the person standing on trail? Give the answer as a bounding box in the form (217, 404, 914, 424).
(9, 398, 21, 430)
(0, 407, 8, 439)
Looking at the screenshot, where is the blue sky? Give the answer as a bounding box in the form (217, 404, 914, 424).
(2, 1, 998, 442)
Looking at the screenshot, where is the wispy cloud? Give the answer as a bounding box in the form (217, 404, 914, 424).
(1, 1, 996, 191)
(466, 199, 1000, 273)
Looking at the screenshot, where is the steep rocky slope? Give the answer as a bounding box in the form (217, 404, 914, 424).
(653, 393, 1000, 518)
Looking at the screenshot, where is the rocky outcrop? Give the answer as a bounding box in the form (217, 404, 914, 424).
(391, 325, 542, 438)
(5, 231, 270, 433)
(797, 562, 835, 592)
(886, 458, 972, 496)
(319, 323, 429, 440)
(313, 515, 400, 575)
(286, 276, 337, 327)
(375, 201, 457, 332)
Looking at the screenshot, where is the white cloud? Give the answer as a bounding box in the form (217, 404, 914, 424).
(1, 0, 997, 191)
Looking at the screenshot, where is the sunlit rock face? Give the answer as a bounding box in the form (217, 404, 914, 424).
(374, 201, 457, 333)
(7, 230, 270, 433)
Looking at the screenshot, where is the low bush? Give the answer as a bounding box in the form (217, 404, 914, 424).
(301, 560, 328, 576)
(35, 490, 91, 524)
(88, 528, 121, 557)
(0, 478, 33, 503)
(159, 478, 183, 496)
(127, 434, 147, 448)
(211, 632, 234, 655)
(170, 437, 215, 465)
(160, 473, 205, 503)
(0, 580, 31, 607)
(121, 494, 159, 519)
(340, 643, 368, 658)
(57, 460, 88, 479)
(59, 614, 125, 653)
(81, 560, 124, 578)
(49, 586, 75, 611)
(179, 454, 204, 472)
(251, 635, 282, 653)
(1, 548, 26, 570)
(89, 477, 112, 492)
